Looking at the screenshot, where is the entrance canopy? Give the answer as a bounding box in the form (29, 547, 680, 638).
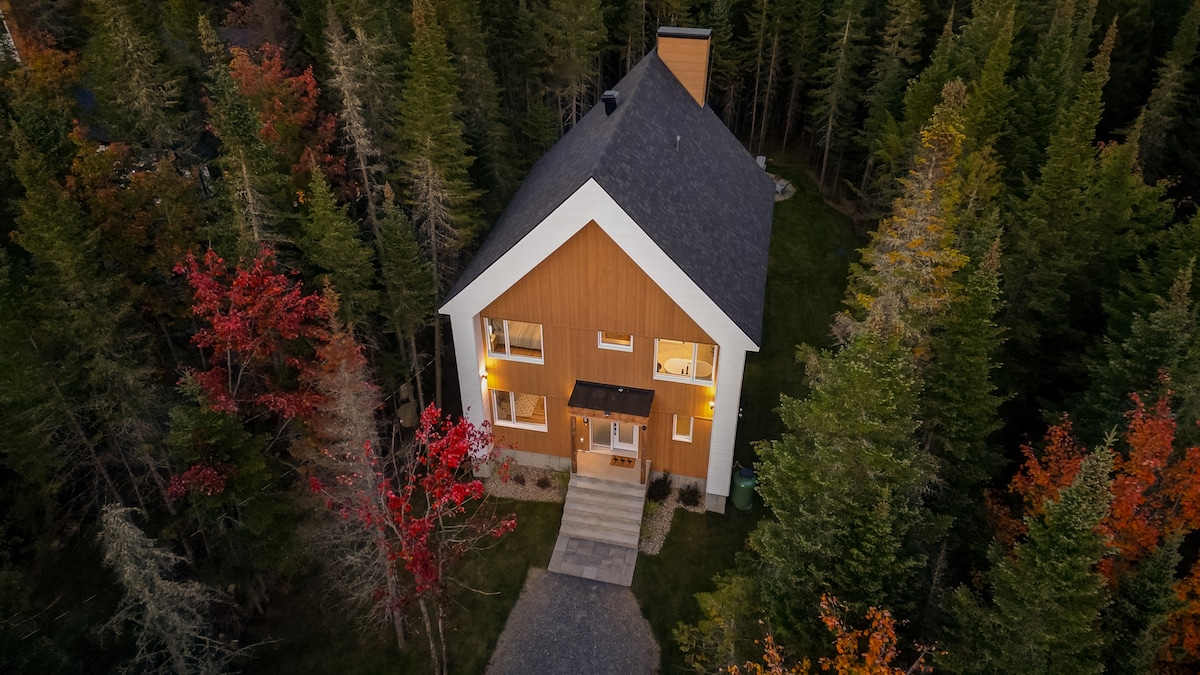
(567, 381, 654, 425)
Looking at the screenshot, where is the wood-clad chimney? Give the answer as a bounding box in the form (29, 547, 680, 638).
(656, 26, 712, 107)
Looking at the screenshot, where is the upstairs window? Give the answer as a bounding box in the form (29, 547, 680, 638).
(485, 317, 543, 363)
(654, 338, 717, 385)
(598, 330, 633, 352)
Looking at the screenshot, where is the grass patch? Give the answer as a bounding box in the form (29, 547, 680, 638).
(240, 499, 561, 675)
(734, 158, 862, 469)
(633, 497, 763, 673)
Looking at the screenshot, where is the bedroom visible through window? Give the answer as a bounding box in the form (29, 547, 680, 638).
(672, 414, 693, 442)
(491, 390, 548, 431)
(598, 330, 633, 351)
(485, 317, 543, 363)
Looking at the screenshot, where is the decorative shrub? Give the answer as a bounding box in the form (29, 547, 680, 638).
(512, 474, 527, 486)
(679, 483, 702, 507)
(535, 475, 552, 490)
(647, 472, 672, 502)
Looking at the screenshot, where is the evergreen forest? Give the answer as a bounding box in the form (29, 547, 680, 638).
(1, 0, 1200, 672)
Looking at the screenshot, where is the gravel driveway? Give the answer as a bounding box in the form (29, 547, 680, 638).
(486, 568, 660, 675)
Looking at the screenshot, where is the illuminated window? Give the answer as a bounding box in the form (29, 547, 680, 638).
(492, 390, 547, 431)
(654, 339, 717, 385)
(598, 330, 633, 351)
(672, 415, 693, 442)
(485, 317, 543, 363)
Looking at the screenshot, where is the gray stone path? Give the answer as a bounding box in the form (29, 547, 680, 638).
(486, 568, 659, 675)
(547, 535, 639, 586)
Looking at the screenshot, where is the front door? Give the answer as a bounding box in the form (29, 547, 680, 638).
(589, 418, 639, 457)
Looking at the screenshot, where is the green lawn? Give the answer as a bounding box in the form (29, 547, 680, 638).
(240, 499, 561, 675)
(734, 158, 862, 468)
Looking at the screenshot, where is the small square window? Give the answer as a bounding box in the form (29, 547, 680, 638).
(672, 414, 693, 442)
(598, 330, 633, 351)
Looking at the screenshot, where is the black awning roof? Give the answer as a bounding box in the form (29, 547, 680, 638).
(568, 381, 655, 421)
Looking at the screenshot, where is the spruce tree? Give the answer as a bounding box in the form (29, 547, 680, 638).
(198, 16, 287, 251)
(398, 0, 481, 406)
(1134, 0, 1200, 180)
(81, 0, 191, 155)
(942, 452, 1114, 675)
(298, 168, 376, 324)
(534, 0, 606, 131)
(812, 0, 868, 193)
(858, 0, 925, 192)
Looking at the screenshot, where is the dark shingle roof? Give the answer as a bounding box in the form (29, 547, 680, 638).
(444, 50, 775, 346)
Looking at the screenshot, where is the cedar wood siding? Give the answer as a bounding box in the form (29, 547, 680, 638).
(481, 221, 715, 480)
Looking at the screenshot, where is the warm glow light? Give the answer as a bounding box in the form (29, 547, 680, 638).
(709, 400, 715, 409)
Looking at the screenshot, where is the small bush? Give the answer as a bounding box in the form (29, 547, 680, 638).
(512, 474, 527, 486)
(535, 475, 552, 490)
(679, 483, 702, 508)
(647, 472, 672, 502)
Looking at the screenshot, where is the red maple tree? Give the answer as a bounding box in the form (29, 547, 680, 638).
(995, 388, 1200, 668)
(228, 44, 341, 183)
(175, 247, 328, 419)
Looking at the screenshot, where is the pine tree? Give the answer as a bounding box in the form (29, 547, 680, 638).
(81, 0, 191, 155)
(921, 234, 1005, 551)
(841, 79, 969, 346)
(1134, 0, 1200, 180)
(857, 0, 925, 191)
(198, 15, 287, 251)
(999, 22, 1115, 402)
(398, 0, 482, 407)
(535, 0, 607, 131)
(942, 452, 1113, 675)
(1004, 0, 1098, 186)
(752, 332, 930, 649)
(812, 0, 868, 193)
(378, 187, 436, 409)
(100, 505, 242, 674)
(298, 168, 376, 324)
(1080, 264, 1199, 442)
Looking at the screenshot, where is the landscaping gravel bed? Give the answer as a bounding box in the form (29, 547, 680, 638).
(484, 464, 568, 503)
(639, 490, 704, 555)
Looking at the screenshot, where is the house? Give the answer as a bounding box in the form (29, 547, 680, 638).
(440, 27, 774, 515)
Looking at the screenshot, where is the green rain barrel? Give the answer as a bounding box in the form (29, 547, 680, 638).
(731, 467, 756, 510)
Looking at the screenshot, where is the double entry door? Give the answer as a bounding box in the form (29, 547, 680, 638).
(589, 417, 639, 457)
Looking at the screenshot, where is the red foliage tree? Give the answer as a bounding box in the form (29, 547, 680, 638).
(996, 389, 1200, 668)
(228, 44, 341, 183)
(174, 247, 328, 418)
(310, 405, 515, 673)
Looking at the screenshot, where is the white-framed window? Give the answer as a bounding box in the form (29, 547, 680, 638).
(654, 338, 717, 385)
(672, 414, 693, 442)
(485, 317, 543, 363)
(598, 330, 633, 352)
(492, 389, 548, 431)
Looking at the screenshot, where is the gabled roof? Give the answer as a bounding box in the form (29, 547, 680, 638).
(443, 49, 775, 346)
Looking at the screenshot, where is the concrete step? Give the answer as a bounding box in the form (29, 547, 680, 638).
(562, 504, 643, 532)
(559, 512, 641, 548)
(569, 475, 647, 499)
(557, 472, 649, 549)
(564, 490, 645, 519)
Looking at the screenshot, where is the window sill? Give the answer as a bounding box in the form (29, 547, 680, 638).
(487, 353, 545, 365)
(494, 420, 548, 433)
(654, 373, 714, 387)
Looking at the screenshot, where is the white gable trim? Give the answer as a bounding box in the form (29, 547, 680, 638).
(440, 178, 758, 352)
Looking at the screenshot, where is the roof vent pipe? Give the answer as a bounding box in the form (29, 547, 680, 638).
(602, 90, 619, 115)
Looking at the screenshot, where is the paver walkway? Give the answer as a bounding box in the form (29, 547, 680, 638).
(486, 568, 659, 675)
(547, 535, 639, 585)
